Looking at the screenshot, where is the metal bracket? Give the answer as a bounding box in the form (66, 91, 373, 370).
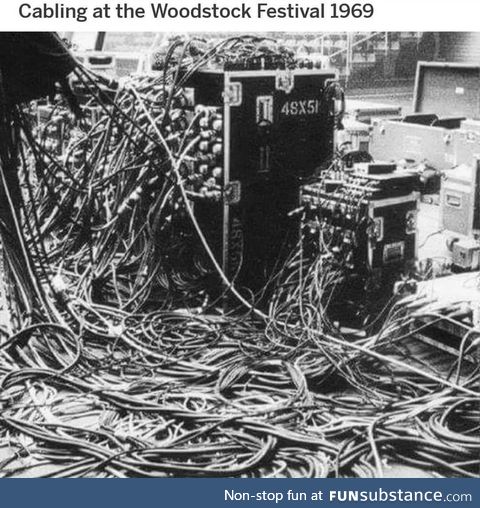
(275, 70, 294, 94)
(383, 241, 405, 265)
(368, 217, 384, 242)
(406, 210, 417, 235)
(256, 96, 274, 123)
(225, 181, 241, 205)
(223, 82, 242, 106)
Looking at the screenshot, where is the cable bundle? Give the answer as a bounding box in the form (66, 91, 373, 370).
(0, 37, 478, 478)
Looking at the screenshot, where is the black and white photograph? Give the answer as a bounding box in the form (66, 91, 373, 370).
(0, 30, 478, 479)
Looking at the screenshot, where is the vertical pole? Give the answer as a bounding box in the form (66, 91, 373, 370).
(95, 32, 106, 51)
(345, 33, 353, 88)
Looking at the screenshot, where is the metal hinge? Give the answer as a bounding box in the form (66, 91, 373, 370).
(406, 210, 417, 234)
(223, 82, 242, 106)
(225, 181, 241, 205)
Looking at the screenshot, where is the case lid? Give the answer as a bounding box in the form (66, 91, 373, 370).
(413, 61, 480, 119)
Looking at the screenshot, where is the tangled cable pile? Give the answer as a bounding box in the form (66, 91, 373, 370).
(0, 37, 479, 477)
(1, 303, 479, 477)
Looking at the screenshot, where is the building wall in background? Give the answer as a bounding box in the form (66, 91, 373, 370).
(440, 32, 480, 63)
